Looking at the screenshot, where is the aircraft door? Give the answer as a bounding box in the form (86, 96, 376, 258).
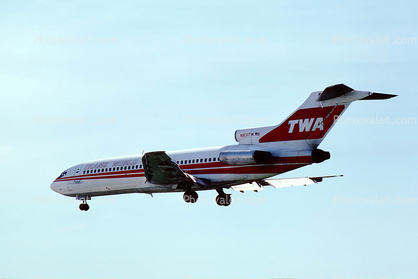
(74, 165, 83, 183)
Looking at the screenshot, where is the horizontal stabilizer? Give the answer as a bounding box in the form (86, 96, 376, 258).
(361, 92, 397, 100)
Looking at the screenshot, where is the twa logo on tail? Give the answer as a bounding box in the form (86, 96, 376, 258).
(259, 105, 346, 143)
(288, 118, 324, 133)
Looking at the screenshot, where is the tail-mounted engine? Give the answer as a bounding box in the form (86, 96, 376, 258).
(219, 150, 272, 166)
(311, 148, 331, 163)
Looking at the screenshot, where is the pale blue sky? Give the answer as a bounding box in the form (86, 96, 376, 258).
(1, 1, 417, 278)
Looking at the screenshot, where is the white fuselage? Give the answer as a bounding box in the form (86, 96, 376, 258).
(50, 143, 313, 198)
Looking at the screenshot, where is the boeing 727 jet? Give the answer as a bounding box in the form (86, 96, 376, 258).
(50, 84, 396, 211)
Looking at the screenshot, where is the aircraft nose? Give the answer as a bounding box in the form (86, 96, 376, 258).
(50, 181, 59, 193)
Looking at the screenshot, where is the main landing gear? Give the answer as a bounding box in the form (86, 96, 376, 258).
(216, 188, 232, 206)
(183, 190, 198, 203)
(181, 188, 232, 209)
(181, 188, 232, 206)
(77, 196, 91, 211)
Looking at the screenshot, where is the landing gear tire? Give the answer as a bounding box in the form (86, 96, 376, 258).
(216, 194, 232, 206)
(79, 203, 90, 211)
(183, 190, 198, 203)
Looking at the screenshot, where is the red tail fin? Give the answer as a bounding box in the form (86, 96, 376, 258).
(259, 105, 346, 143)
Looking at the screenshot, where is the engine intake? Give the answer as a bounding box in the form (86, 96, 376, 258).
(219, 150, 272, 166)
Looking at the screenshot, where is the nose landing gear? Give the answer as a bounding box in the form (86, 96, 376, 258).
(79, 202, 90, 211)
(76, 196, 91, 211)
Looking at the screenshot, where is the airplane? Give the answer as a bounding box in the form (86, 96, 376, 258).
(50, 84, 396, 211)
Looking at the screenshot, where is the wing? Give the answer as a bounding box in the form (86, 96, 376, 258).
(142, 151, 190, 185)
(231, 175, 343, 192)
(142, 151, 210, 187)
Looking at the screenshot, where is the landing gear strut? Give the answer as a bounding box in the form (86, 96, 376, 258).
(77, 196, 91, 211)
(216, 188, 232, 206)
(183, 190, 198, 203)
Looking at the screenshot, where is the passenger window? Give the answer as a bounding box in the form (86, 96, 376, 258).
(94, 169, 97, 173)
(101, 169, 104, 172)
(83, 171, 85, 174)
(208, 158, 211, 162)
(128, 166, 131, 170)
(213, 157, 216, 161)
(200, 159, 203, 162)
(181, 161, 183, 164)
(117, 167, 119, 171)
(124, 166, 127, 170)
(192, 159, 195, 163)
(204, 158, 207, 162)
(140, 165, 142, 169)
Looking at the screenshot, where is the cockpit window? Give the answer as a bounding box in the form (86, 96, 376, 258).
(58, 171, 67, 178)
